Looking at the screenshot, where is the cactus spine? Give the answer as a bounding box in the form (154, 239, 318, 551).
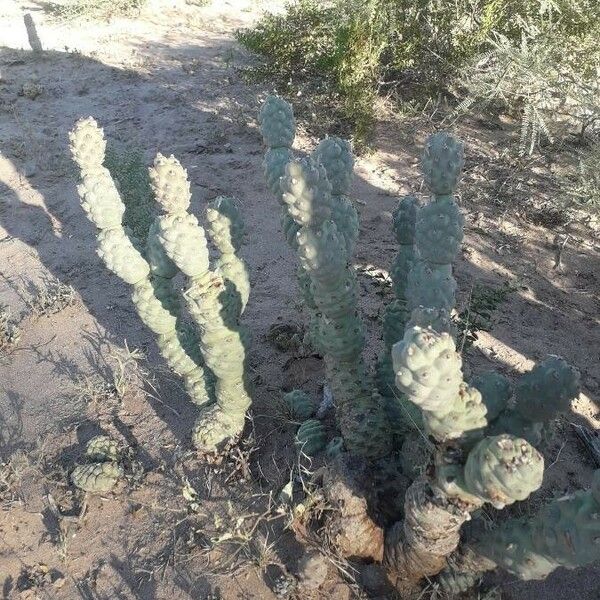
(69, 118, 211, 409)
(149, 154, 251, 452)
(280, 157, 391, 459)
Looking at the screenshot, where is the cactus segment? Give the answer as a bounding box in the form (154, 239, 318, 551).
(85, 435, 120, 463)
(330, 195, 359, 257)
(415, 196, 464, 265)
(423, 383, 487, 442)
(284, 389, 317, 421)
(313, 136, 354, 197)
(281, 158, 333, 229)
(207, 196, 250, 316)
(148, 153, 192, 214)
(72, 435, 123, 494)
(471, 371, 512, 422)
(393, 195, 419, 245)
(264, 147, 294, 198)
(68, 116, 107, 170)
(421, 132, 465, 196)
(464, 434, 544, 509)
(131, 277, 179, 335)
(296, 419, 327, 456)
(71, 462, 123, 493)
(392, 326, 462, 414)
(476, 470, 600, 579)
(155, 212, 210, 278)
(406, 261, 457, 312)
(515, 356, 581, 423)
(258, 95, 296, 149)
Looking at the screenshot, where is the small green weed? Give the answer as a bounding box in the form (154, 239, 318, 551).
(44, 0, 146, 20)
(104, 145, 155, 245)
(456, 282, 517, 350)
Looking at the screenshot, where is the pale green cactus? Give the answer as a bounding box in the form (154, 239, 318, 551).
(424, 383, 487, 442)
(206, 196, 250, 319)
(85, 435, 120, 462)
(407, 262, 457, 312)
(515, 355, 580, 422)
(312, 137, 358, 256)
(486, 357, 580, 445)
(463, 434, 544, 509)
(377, 196, 419, 403)
(150, 154, 251, 452)
(296, 419, 327, 456)
(405, 132, 464, 320)
(392, 326, 463, 414)
(71, 462, 123, 493)
(258, 94, 296, 149)
(284, 389, 317, 421)
(71, 435, 123, 494)
(415, 196, 464, 265)
(69, 119, 211, 411)
(280, 156, 390, 459)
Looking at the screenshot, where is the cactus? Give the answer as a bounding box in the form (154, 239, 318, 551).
(406, 133, 464, 316)
(385, 325, 548, 585)
(515, 355, 580, 422)
(258, 95, 300, 248)
(471, 371, 512, 422)
(71, 435, 123, 494)
(439, 470, 600, 595)
(206, 196, 250, 321)
(377, 196, 419, 400)
(150, 154, 251, 452)
(284, 389, 317, 421)
(486, 356, 580, 445)
(71, 462, 123, 493)
(296, 419, 327, 456)
(69, 118, 212, 411)
(475, 470, 600, 579)
(312, 137, 359, 256)
(280, 156, 391, 459)
(85, 435, 120, 462)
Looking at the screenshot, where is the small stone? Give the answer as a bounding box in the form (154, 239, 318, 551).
(297, 551, 328, 589)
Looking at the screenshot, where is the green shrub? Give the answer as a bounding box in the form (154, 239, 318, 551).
(457, 22, 600, 154)
(239, 0, 600, 146)
(46, 0, 146, 20)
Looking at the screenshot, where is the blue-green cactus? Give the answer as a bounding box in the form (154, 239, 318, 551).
(296, 419, 327, 456)
(515, 355, 580, 422)
(421, 132, 465, 197)
(280, 156, 390, 459)
(471, 371, 512, 422)
(284, 389, 317, 421)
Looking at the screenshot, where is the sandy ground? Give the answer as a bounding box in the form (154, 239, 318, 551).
(0, 0, 599, 598)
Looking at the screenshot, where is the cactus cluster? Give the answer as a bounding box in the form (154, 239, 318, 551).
(278, 155, 390, 459)
(70, 118, 251, 453)
(71, 435, 123, 493)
